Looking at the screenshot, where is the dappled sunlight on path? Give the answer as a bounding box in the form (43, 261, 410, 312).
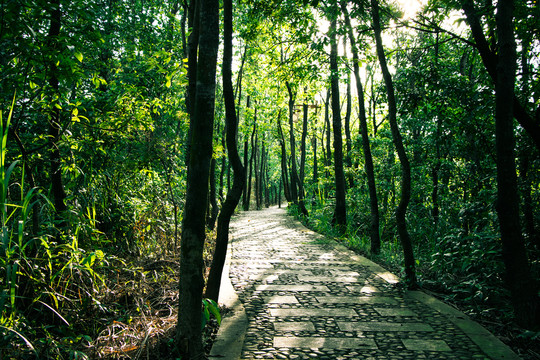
(211, 206, 519, 360)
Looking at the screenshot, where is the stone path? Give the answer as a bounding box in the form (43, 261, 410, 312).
(210, 206, 520, 360)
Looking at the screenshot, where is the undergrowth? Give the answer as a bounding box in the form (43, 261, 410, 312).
(0, 100, 220, 359)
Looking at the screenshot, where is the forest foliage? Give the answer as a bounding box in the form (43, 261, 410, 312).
(0, 0, 539, 358)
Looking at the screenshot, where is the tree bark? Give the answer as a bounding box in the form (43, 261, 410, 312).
(494, 0, 539, 329)
(204, 0, 245, 302)
(285, 82, 299, 206)
(342, 2, 380, 254)
(184, 0, 201, 166)
(207, 157, 219, 230)
(329, 8, 347, 231)
(371, 0, 417, 287)
(297, 103, 309, 216)
(175, 0, 219, 356)
(277, 111, 291, 202)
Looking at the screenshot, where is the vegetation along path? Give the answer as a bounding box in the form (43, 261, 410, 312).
(210, 206, 520, 360)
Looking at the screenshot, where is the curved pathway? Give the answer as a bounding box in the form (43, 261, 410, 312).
(210, 206, 520, 360)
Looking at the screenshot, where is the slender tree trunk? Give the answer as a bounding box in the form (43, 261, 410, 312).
(342, 2, 380, 253)
(278, 111, 291, 202)
(371, 0, 417, 287)
(246, 121, 256, 210)
(329, 8, 347, 231)
(286, 82, 299, 205)
(344, 72, 353, 173)
(205, 0, 245, 301)
(494, 0, 539, 329)
(519, 154, 538, 247)
(324, 88, 332, 168)
(254, 136, 260, 209)
(312, 134, 318, 207)
(297, 103, 309, 216)
(242, 140, 249, 209)
(176, 0, 219, 356)
(207, 157, 218, 229)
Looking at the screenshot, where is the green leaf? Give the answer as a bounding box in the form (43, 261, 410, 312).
(75, 51, 83, 63)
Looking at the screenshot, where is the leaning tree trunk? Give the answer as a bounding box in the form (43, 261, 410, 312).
(371, 0, 417, 287)
(175, 0, 219, 356)
(494, 0, 539, 329)
(342, 2, 380, 254)
(329, 8, 347, 231)
(204, 0, 245, 302)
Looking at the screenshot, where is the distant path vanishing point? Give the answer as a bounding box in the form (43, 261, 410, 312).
(210, 206, 520, 360)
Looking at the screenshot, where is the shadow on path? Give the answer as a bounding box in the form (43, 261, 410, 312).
(210, 206, 519, 360)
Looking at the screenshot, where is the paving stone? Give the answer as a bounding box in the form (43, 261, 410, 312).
(337, 321, 434, 332)
(270, 308, 357, 317)
(374, 308, 417, 317)
(266, 295, 299, 304)
(273, 337, 378, 349)
(255, 284, 330, 292)
(274, 322, 315, 331)
(401, 339, 452, 351)
(315, 296, 398, 304)
(297, 275, 361, 282)
(345, 285, 379, 293)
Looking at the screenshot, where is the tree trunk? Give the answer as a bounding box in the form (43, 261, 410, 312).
(324, 88, 332, 168)
(312, 134, 318, 207)
(175, 0, 219, 356)
(245, 121, 256, 210)
(329, 8, 347, 231)
(342, 2, 380, 254)
(184, 0, 200, 166)
(277, 111, 291, 202)
(254, 136, 260, 209)
(285, 82, 299, 205)
(297, 103, 309, 216)
(204, 0, 245, 302)
(371, 0, 417, 287)
(207, 157, 219, 230)
(494, 0, 539, 329)
(242, 140, 249, 209)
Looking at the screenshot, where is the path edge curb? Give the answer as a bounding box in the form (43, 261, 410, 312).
(407, 291, 521, 360)
(300, 222, 521, 359)
(209, 243, 247, 360)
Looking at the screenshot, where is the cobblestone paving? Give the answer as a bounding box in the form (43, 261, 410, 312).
(226, 207, 516, 360)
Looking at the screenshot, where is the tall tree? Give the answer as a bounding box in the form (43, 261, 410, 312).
(494, 0, 539, 328)
(342, 1, 380, 254)
(328, 5, 347, 230)
(175, 0, 219, 356)
(205, 0, 246, 302)
(371, 0, 417, 287)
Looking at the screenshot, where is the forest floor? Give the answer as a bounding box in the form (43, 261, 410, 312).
(210, 206, 529, 360)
